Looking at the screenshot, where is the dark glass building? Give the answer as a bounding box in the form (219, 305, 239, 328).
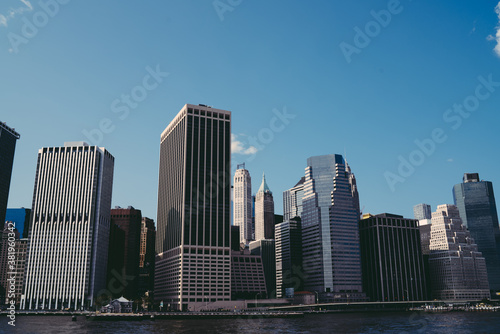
(275, 219, 303, 298)
(109, 206, 142, 298)
(0, 122, 20, 226)
(359, 213, 428, 302)
(249, 239, 276, 298)
(301, 154, 365, 302)
(155, 104, 231, 311)
(453, 173, 500, 292)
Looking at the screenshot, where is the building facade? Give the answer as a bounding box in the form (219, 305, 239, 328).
(106, 222, 126, 298)
(453, 173, 500, 292)
(0, 122, 20, 226)
(254, 173, 274, 241)
(109, 206, 142, 298)
(275, 219, 303, 298)
(139, 217, 155, 295)
(359, 213, 428, 302)
(233, 164, 252, 245)
(230, 249, 267, 300)
(250, 239, 276, 298)
(413, 203, 432, 221)
(155, 104, 231, 311)
(428, 204, 490, 300)
(301, 154, 364, 301)
(283, 177, 305, 221)
(22, 142, 114, 310)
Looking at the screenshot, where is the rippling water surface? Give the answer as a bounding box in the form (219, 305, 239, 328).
(1, 311, 499, 333)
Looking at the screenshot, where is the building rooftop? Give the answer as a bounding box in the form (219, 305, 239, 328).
(0, 121, 20, 139)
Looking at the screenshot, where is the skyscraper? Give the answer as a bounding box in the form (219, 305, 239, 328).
(427, 204, 490, 300)
(139, 217, 155, 295)
(359, 213, 427, 302)
(155, 104, 231, 311)
(255, 173, 274, 241)
(283, 177, 305, 221)
(249, 239, 276, 298)
(109, 206, 142, 298)
(22, 142, 114, 310)
(453, 173, 500, 292)
(301, 154, 364, 302)
(275, 219, 303, 298)
(413, 203, 431, 220)
(233, 163, 252, 244)
(0, 122, 20, 226)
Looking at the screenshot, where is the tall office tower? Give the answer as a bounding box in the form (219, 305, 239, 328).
(275, 219, 303, 298)
(414, 203, 432, 220)
(106, 222, 126, 298)
(453, 173, 500, 292)
(417, 218, 433, 298)
(155, 104, 231, 311)
(138, 217, 156, 295)
(283, 177, 305, 221)
(22, 142, 114, 310)
(301, 154, 364, 302)
(428, 204, 490, 300)
(255, 173, 274, 241)
(109, 206, 142, 298)
(233, 163, 252, 244)
(0, 122, 20, 226)
(359, 213, 427, 302)
(249, 239, 276, 298)
(251, 195, 256, 240)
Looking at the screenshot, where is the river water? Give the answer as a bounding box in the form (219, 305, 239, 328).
(1, 311, 499, 333)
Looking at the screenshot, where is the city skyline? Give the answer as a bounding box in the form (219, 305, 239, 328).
(3, 2, 500, 223)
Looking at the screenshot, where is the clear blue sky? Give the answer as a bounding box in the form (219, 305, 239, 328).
(2, 0, 500, 222)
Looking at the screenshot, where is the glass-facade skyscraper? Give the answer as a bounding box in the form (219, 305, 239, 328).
(414, 203, 432, 220)
(283, 177, 305, 221)
(301, 154, 364, 301)
(155, 104, 231, 311)
(453, 173, 500, 292)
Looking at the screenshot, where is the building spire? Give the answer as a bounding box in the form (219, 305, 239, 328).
(258, 172, 272, 194)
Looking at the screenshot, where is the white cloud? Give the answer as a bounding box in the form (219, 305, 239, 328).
(489, 2, 500, 57)
(0, 0, 33, 27)
(447, 158, 454, 163)
(231, 134, 258, 155)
